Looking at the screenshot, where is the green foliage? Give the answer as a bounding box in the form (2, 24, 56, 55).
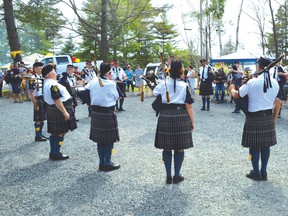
(222, 37, 236, 55)
(0, 21, 10, 64)
(60, 35, 76, 55)
(266, 5, 287, 63)
(15, 0, 66, 53)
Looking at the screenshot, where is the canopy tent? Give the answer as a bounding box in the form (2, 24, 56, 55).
(0, 62, 12, 69)
(210, 50, 262, 64)
(22, 53, 44, 65)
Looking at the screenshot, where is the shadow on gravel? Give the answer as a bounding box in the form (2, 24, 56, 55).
(0, 141, 39, 157)
(234, 181, 288, 215)
(48, 172, 108, 213)
(131, 186, 190, 215)
(1, 160, 62, 186)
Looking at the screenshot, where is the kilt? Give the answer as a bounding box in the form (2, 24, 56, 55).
(47, 100, 77, 134)
(199, 81, 213, 96)
(242, 110, 276, 148)
(90, 109, 119, 144)
(155, 108, 193, 150)
(11, 83, 21, 94)
(34, 96, 47, 122)
(117, 82, 126, 97)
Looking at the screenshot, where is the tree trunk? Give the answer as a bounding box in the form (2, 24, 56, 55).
(235, 0, 244, 52)
(268, 0, 278, 58)
(100, 0, 108, 62)
(3, 0, 22, 63)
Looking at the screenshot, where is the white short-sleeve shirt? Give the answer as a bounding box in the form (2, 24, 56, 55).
(86, 77, 119, 107)
(44, 78, 72, 105)
(239, 74, 279, 112)
(153, 78, 189, 104)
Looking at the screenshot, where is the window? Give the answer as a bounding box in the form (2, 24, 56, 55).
(56, 57, 70, 65)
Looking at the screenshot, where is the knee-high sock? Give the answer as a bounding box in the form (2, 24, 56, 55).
(202, 97, 206, 108)
(260, 147, 270, 175)
(162, 151, 172, 177)
(54, 136, 64, 155)
(119, 98, 124, 109)
(206, 97, 210, 108)
(97, 143, 105, 166)
(249, 148, 260, 174)
(49, 135, 56, 154)
(104, 143, 114, 165)
(174, 151, 184, 177)
(34, 123, 41, 138)
(39, 122, 44, 136)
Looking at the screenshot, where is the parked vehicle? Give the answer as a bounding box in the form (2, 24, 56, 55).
(31, 55, 102, 75)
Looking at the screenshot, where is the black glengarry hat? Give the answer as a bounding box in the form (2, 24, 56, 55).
(42, 65, 54, 77)
(100, 62, 111, 75)
(257, 57, 271, 68)
(33, 62, 44, 68)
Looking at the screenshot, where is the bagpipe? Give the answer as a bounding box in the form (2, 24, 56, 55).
(235, 53, 285, 115)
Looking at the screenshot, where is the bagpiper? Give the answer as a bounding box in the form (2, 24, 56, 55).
(28, 62, 47, 142)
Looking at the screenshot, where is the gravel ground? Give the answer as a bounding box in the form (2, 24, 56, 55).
(0, 93, 288, 216)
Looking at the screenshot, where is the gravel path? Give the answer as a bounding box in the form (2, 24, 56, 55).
(0, 94, 288, 216)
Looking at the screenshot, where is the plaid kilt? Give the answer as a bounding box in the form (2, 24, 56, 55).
(199, 81, 213, 96)
(47, 100, 77, 135)
(117, 82, 126, 97)
(34, 96, 47, 122)
(90, 110, 119, 144)
(155, 109, 193, 150)
(242, 114, 276, 148)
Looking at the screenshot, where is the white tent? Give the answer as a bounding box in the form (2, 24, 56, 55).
(22, 53, 44, 65)
(210, 50, 263, 64)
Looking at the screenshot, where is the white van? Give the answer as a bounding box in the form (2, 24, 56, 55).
(143, 62, 165, 80)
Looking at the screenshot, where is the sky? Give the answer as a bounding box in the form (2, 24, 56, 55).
(59, 0, 285, 58)
(150, 0, 285, 57)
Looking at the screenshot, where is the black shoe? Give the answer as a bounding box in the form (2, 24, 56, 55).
(206, 108, 210, 111)
(246, 170, 261, 181)
(118, 108, 125, 111)
(76, 119, 80, 122)
(99, 165, 106, 171)
(102, 163, 121, 172)
(35, 136, 47, 142)
(166, 176, 173, 184)
(201, 107, 205, 111)
(261, 173, 268, 181)
(232, 110, 240, 114)
(173, 175, 184, 184)
(49, 153, 69, 161)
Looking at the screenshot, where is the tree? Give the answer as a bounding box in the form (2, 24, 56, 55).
(222, 37, 236, 55)
(0, 20, 10, 64)
(268, 0, 278, 57)
(235, 0, 244, 52)
(15, 0, 66, 53)
(3, 0, 22, 63)
(62, 0, 158, 62)
(152, 11, 178, 54)
(242, 0, 267, 55)
(61, 34, 76, 55)
(266, 3, 288, 62)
